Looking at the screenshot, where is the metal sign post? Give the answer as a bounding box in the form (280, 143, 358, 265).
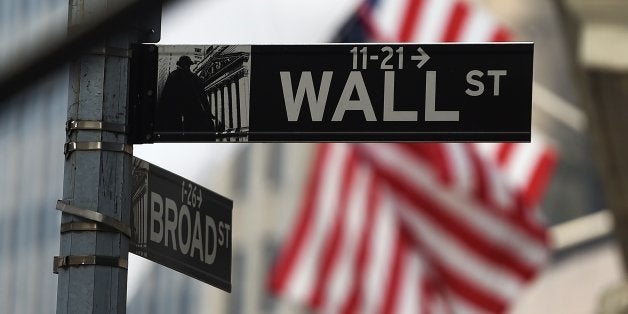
(129, 43, 533, 143)
(56, 34, 133, 314)
(55, 0, 161, 313)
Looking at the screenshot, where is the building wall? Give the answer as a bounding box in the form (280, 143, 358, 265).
(0, 0, 69, 313)
(198, 143, 316, 314)
(0, 71, 68, 312)
(194, 143, 625, 314)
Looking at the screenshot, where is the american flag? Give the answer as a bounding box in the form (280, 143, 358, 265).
(269, 0, 557, 313)
(335, 0, 511, 43)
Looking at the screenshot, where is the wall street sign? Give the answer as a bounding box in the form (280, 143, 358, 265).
(129, 43, 533, 143)
(130, 157, 232, 292)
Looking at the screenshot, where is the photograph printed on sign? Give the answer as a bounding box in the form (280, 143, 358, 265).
(156, 45, 251, 141)
(131, 157, 149, 257)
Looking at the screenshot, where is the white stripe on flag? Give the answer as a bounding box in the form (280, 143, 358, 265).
(322, 162, 372, 313)
(270, 0, 556, 311)
(443, 143, 475, 197)
(397, 201, 524, 301)
(474, 143, 501, 160)
(473, 145, 517, 210)
(394, 250, 423, 314)
(360, 143, 547, 267)
(373, 0, 407, 40)
(361, 188, 397, 314)
(283, 144, 350, 302)
(413, 0, 457, 42)
(458, 5, 500, 42)
(505, 142, 547, 193)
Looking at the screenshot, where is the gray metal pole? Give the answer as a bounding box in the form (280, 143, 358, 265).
(56, 0, 133, 312)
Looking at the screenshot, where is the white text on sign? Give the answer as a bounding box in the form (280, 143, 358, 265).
(465, 70, 508, 96)
(280, 71, 460, 122)
(149, 191, 231, 265)
(350, 46, 430, 70)
(279, 46, 508, 122)
(280, 46, 509, 123)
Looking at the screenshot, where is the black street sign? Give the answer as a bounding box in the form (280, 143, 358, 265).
(130, 157, 232, 292)
(129, 43, 533, 143)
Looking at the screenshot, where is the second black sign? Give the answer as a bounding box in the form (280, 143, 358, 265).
(130, 157, 233, 292)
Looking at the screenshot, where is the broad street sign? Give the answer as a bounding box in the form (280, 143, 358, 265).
(130, 157, 232, 292)
(129, 43, 533, 143)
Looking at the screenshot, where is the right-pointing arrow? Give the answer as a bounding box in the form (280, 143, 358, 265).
(411, 47, 430, 69)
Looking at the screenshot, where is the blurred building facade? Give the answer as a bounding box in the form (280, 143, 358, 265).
(0, 75, 67, 314)
(0, 0, 68, 313)
(190, 143, 624, 314)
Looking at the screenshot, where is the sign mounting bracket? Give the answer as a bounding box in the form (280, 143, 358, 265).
(55, 200, 132, 238)
(65, 119, 127, 134)
(53, 255, 128, 274)
(63, 141, 133, 159)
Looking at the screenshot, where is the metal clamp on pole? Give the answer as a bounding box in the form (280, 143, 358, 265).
(60, 222, 119, 234)
(66, 119, 127, 135)
(56, 200, 131, 238)
(64, 141, 132, 159)
(53, 255, 128, 274)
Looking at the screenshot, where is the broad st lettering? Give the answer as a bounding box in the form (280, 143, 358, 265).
(149, 191, 230, 265)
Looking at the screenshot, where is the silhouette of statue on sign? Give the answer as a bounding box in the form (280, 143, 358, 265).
(158, 55, 216, 133)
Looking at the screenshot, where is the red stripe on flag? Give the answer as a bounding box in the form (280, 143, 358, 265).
(368, 157, 539, 280)
(467, 145, 549, 240)
(523, 149, 557, 208)
(270, 0, 558, 311)
(310, 148, 359, 308)
(491, 26, 513, 42)
(487, 145, 551, 240)
(497, 143, 516, 166)
(381, 228, 407, 314)
(340, 175, 380, 314)
(431, 256, 508, 313)
(466, 143, 494, 207)
(399, 0, 425, 41)
(400, 227, 510, 313)
(362, 143, 547, 241)
(267, 144, 331, 293)
(442, 2, 469, 42)
(358, 2, 392, 42)
(421, 274, 440, 314)
(398, 144, 453, 186)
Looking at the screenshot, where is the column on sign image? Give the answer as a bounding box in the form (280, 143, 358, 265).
(231, 81, 240, 130)
(132, 190, 148, 256)
(223, 84, 231, 130)
(210, 91, 217, 127)
(217, 83, 230, 142)
(205, 75, 248, 141)
(238, 76, 249, 132)
(215, 89, 223, 131)
(218, 79, 244, 139)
